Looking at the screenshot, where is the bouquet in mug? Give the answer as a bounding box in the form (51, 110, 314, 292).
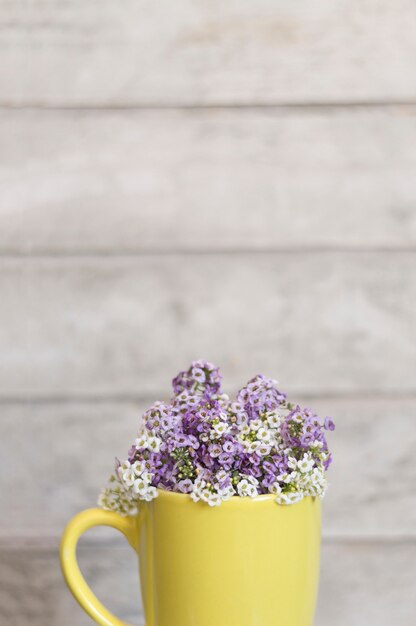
(99, 361, 335, 513)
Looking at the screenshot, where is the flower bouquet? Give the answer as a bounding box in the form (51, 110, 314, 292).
(99, 360, 335, 513)
(62, 360, 335, 626)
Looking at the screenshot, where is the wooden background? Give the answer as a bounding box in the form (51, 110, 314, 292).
(1, 2, 415, 624)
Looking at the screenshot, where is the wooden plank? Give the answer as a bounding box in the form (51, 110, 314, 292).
(313, 397, 416, 538)
(1, 541, 414, 626)
(0, 402, 141, 539)
(0, 544, 142, 626)
(1, 108, 416, 252)
(0, 398, 415, 538)
(1, 2, 416, 106)
(0, 253, 415, 397)
(316, 540, 416, 626)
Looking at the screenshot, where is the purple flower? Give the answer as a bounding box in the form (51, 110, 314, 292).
(218, 452, 234, 468)
(248, 453, 261, 466)
(228, 401, 248, 426)
(249, 464, 262, 478)
(191, 367, 206, 383)
(172, 360, 222, 396)
(237, 374, 286, 419)
(300, 432, 315, 447)
(282, 406, 327, 449)
(262, 460, 277, 475)
(216, 471, 231, 489)
(143, 401, 171, 430)
(177, 479, 194, 493)
(209, 443, 222, 458)
(324, 453, 333, 470)
(324, 417, 335, 431)
(262, 473, 276, 488)
(201, 452, 215, 468)
(222, 439, 237, 454)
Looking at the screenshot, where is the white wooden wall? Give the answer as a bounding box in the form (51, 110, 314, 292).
(0, 2, 415, 625)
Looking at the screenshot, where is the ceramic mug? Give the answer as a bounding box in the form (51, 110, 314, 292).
(60, 490, 321, 626)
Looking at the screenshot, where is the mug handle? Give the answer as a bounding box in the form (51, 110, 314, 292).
(60, 508, 139, 626)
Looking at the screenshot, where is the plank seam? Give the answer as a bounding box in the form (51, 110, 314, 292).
(1, 391, 416, 406)
(1, 247, 416, 258)
(0, 535, 414, 551)
(1, 101, 416, 112)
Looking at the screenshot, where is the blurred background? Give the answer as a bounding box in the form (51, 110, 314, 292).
(0, 2, 415, 625)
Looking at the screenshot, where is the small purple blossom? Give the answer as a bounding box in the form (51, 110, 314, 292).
(177, 479, 194, 493)
(209, 443, 222, 458)
(324, 417, 336, 431)
(172, 360, 222, 396)
(222, 440, 237, 454)
(237, 374, 286, 420)
(218, 452, 234, 468)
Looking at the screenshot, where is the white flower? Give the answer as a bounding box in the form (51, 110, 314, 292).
(121, 471, 136, 487)
(200, 487, 212, 501)
(147, 435, 162, 453)
(115, 457, 158, 504)
(239, 423, 251, 436)
(216, 469, 229, 483)
(275, 491, 304, 505)
(194, 476, 206, 489)
(141, 486, 158, 502)
(311, 466, 325, 482)
(257, 427, 272, 443)
(141, 471, 153, 483)
(295, 472, 310, 489)
(250, 419, 263, 432)
(257, 443, 271, 456)
(218, 484, 235, 500)
(307, 467, 328, 498)
(98, 475, 139, 516)
(237, 479, 252, 496)
(287, 456, 298, 470)
(119, 460, 146, 486)
(269, 482, 282, 495)
(207, 492, 222, 506)
(131, 460, 146, 474)
(119, 461, 136, 486)
(237, 475, 259, 497)
(118, 460, 131, 474)
(190, 477, 207, 502)
(276, 472, 292, 484)
(246, 440, 261, 453)
(297, 453, 314, 474)
(211, 421, 231, 437)
(132, 478, 150, 495)
(135, 433, 149, 450)
(267, 412, 281, 429)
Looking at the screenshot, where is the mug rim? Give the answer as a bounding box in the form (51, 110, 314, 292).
(155, 487, 275, 502)
(151, 488, 316, 506)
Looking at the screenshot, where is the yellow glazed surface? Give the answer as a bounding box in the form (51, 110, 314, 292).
(60, 490, 321, 626)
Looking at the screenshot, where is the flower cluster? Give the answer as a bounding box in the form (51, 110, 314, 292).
(99, 361, 335, 513)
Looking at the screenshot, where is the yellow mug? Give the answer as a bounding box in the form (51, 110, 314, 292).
(60, 490, 321, 626)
